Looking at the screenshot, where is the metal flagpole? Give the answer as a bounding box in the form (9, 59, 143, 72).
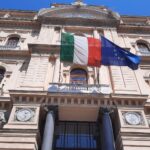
(97, 67, 100, 84)
(97, 67, 101, 93)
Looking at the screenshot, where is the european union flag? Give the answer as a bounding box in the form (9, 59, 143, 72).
(101, 36, 141, 70)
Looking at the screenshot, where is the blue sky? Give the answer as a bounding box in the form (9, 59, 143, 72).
(0, 0, 150, 16)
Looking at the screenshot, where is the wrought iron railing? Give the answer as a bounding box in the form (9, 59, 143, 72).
(48, 83, 112, 94)
(0, 45, 21, 50)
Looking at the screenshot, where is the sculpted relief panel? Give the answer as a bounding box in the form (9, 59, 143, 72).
(38, 6, 120, 21)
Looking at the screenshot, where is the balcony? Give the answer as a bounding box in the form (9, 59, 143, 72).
(140, 50, 150, 56)
(0, 45, 21, 50)
(48, 83, 112, 94)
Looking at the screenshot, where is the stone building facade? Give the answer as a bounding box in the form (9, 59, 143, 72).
(0, 1, 150, 150)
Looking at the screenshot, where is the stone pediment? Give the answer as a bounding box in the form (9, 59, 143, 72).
(38, 5, 120, 24)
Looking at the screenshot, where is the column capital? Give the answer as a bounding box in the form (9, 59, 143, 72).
(100, 107, 114, 114)
(102, 107, 112, 113)
(44, 105, 58, 121)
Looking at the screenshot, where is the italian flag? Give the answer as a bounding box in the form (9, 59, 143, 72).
(60, 33, 101, 67)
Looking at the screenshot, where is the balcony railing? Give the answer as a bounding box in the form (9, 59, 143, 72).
(139, 50, 150, 56)
(0, 45, 21, 50)
(48, 83, 112, 94)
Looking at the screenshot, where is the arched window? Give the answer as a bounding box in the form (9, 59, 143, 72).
(70, 68, 87, 84)
(0, 67, 5, 83)
(137, 42, 150, 54)
(6, 37, 19, 47)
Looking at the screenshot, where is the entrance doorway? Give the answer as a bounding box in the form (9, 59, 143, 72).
(54, 121, 101, 150)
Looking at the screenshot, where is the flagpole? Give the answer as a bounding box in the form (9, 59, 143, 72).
(96, 67, 100, 85)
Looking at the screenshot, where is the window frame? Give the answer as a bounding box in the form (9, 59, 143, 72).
(137, 41, 150, 55)
(0, 67, 6, 84)
(6, 35, 20, 48)
(54, 121, 101, 150)
(70, 68, 88, 85)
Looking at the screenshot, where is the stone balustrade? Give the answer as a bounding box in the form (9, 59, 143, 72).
(0, 45, 21, 50)
(48, 83, 112, 94)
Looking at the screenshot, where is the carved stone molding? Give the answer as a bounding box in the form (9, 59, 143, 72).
(38, 5, 120, 27)
(14, 107, 35, 122)
(38, 5, 119, 20)
(118, 108, 149, 128)
(28, 43, 60, 54)
(4, 104, 40, 129)
(9, 91, 146, 108)
(122, 111, 145, 125)
(118, 24, 150, 34)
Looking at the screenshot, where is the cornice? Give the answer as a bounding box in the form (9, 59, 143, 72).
(38, 4, 120, 27)
(0, 96, 11, 110)
(9, 90, 47, 96)
(111, 93, 148, 101)
(0, 9, 37, 13)
(0, 96, 10, 102)
(0, 43, 60, 57)
(41, 17, 119, 27)
(9, 89, 149, 101)
(28, 43, 60, 54)
(118, 24, 150, 34)
(0, 50, 30, 57)
(140, 56, 150, 63)
(8, 90, 146, 108)
(38, 5, 119, 19)
(9, 89, 110, 98)
(0, 19, 40, 30)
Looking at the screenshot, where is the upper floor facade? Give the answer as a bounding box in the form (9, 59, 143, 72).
(0, 2, 149, 108)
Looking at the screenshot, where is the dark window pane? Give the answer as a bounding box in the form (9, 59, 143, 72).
(0, 68, 5, 83)
(7, 37, 19, 47)
(70, 68, 87, 84)
(54, 121, 100, 150)
(137, 43, 150, 54)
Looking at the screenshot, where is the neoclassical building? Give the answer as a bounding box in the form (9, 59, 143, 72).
(0, 1, 150, 150)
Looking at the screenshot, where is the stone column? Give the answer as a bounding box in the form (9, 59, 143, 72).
(41, 111, 55, 150)
(102, 109, 116, 150)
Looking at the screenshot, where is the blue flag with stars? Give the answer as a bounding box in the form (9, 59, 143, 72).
(101, 36, 141, 70)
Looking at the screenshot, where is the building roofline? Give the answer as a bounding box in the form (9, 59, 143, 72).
(0, 7, 149, 18)
(0, 9, 37, 13)
(122, 15, 150, 18)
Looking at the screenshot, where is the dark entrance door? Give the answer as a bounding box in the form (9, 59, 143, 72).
(54, 121, 101, 150)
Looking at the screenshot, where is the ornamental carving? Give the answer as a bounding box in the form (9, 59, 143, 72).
(122, 111, 145, 126)
(38, 6, 120, 21)
(14, 107, 35, 122)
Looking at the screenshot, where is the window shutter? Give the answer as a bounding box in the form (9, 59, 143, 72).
(110, 66, 140, 94)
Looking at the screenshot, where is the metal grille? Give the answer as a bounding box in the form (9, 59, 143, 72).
(137, 43, 150, 55)
(6, 37, 19, 48)
(54, 121, 100, 150)
(70, 69, 87, 85)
